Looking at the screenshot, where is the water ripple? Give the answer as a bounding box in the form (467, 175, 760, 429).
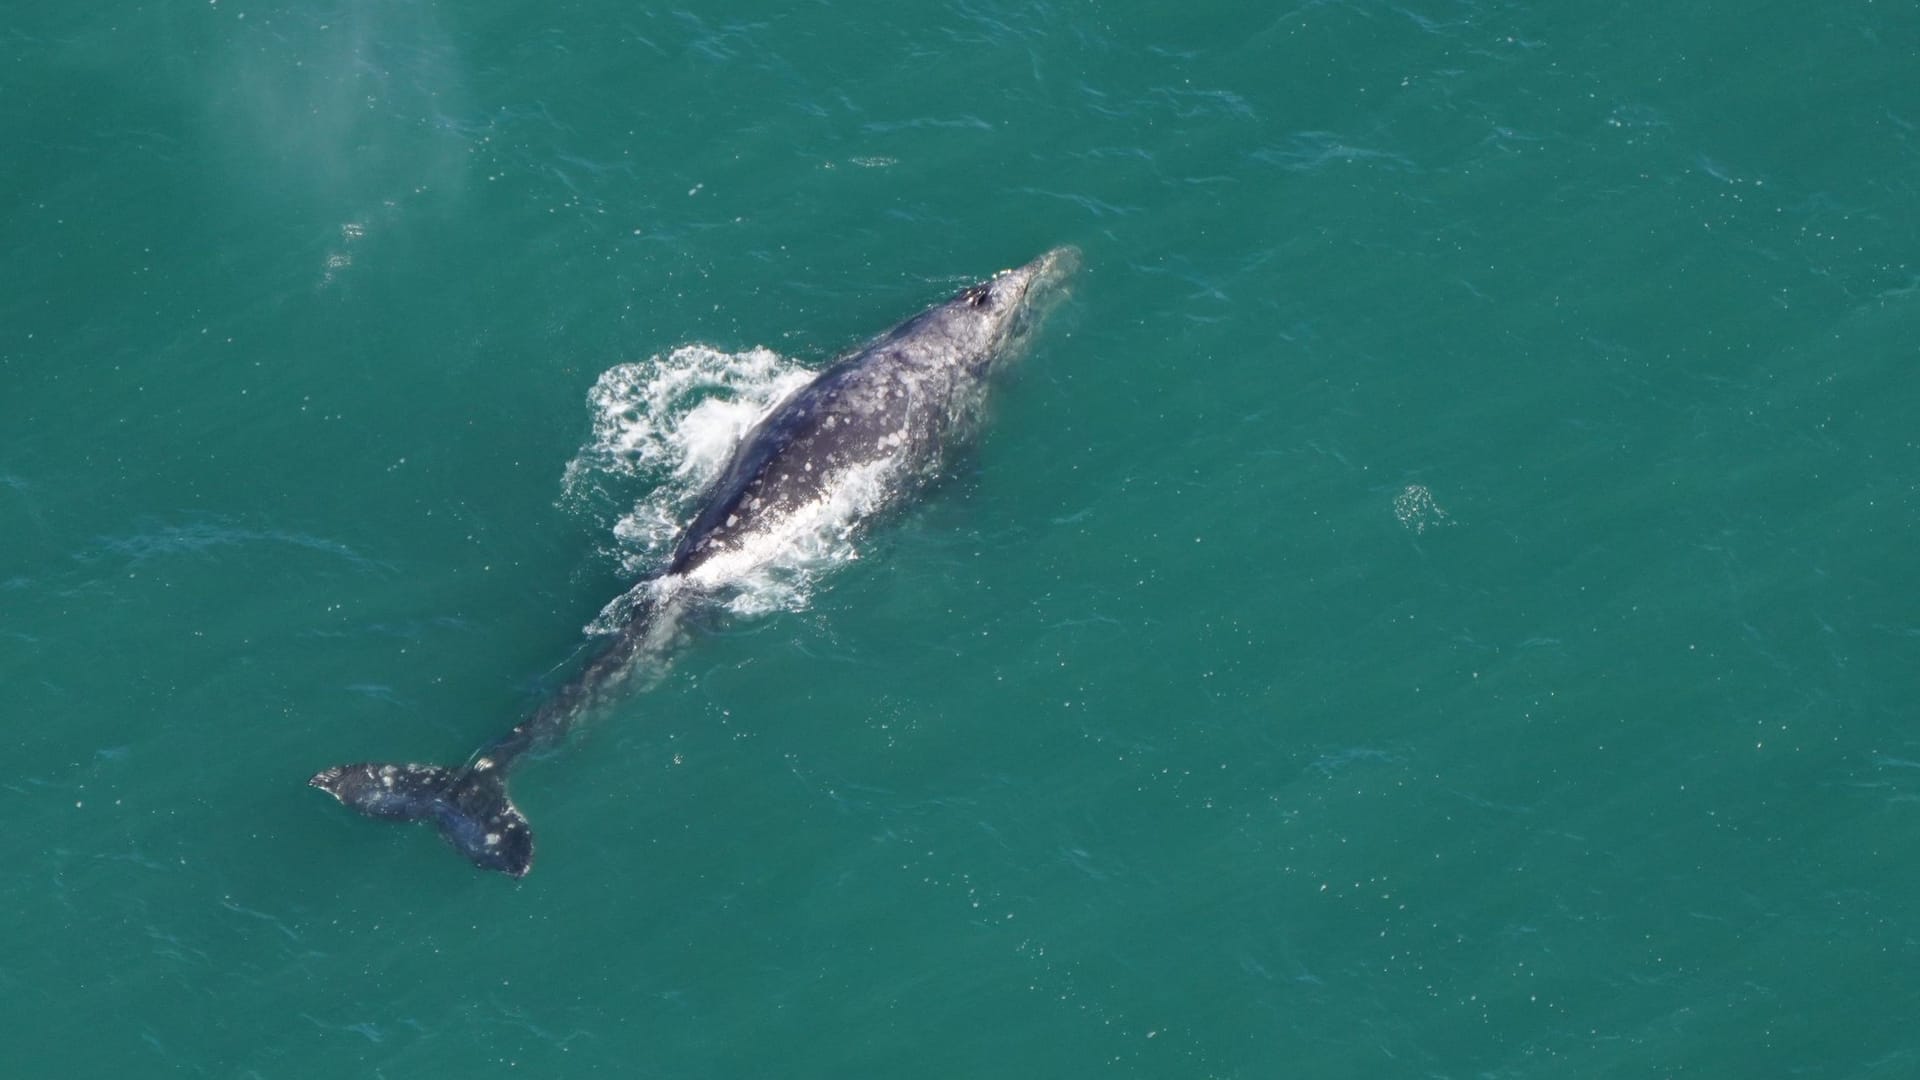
(80, 518, 386, 570)
(1250, 131, 1418, 172)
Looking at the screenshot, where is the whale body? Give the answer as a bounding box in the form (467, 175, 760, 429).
(310, 248, 1079, 878)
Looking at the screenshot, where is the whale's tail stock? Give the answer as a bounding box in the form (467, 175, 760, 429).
(308, 759, 534, 878)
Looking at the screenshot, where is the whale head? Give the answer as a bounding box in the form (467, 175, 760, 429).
(895, 246, 1080, 374)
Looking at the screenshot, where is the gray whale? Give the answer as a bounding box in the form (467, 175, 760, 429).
(310, 248, 1079, 878)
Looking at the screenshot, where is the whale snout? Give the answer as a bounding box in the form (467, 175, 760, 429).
(996, 247, 1078, 344)
(1003, 246, 1080, 296)
(1034, 245, 1081, 281)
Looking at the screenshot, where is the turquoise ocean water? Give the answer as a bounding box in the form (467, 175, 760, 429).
(5, 2, 1918, 1075)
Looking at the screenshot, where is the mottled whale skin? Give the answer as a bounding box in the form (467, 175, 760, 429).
(310, 248, 1078, 878)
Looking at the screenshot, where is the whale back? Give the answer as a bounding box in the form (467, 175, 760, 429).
(668, 249, 1078, 579)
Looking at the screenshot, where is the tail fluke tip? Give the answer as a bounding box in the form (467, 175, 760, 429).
(308, 760, 535, 879)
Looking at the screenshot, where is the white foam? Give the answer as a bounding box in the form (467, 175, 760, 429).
(565, 345, 902, 630)
(562, 345, 813, 564)
(565, 345, 809, 486)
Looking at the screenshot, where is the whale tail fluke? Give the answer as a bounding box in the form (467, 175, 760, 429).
(308, 760, 534, 878)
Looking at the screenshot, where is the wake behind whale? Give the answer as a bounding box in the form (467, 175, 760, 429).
(309, 248, 1080, 878)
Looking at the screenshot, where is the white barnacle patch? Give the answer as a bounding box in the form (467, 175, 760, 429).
(474, 756, 495, 771)
(726, 514, 738, 527)
(485, 832, 502, 847)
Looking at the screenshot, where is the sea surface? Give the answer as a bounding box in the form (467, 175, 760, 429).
(4, 2, 1918, 1075)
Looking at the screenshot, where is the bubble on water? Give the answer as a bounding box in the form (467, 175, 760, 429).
(1393, 484, 1453, 534)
